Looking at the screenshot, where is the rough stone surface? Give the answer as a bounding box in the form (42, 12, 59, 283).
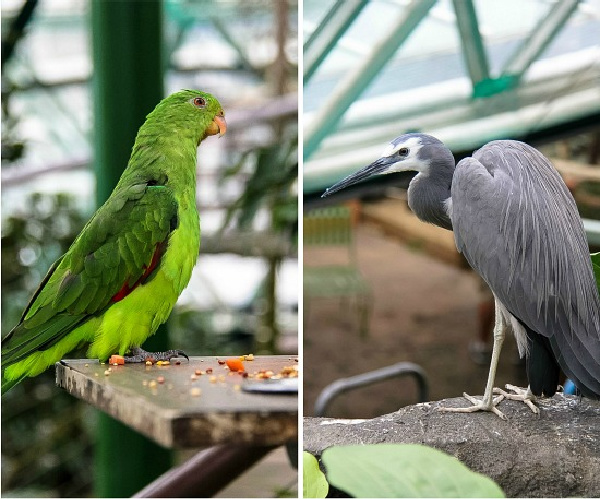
(304, 394, 600, 498)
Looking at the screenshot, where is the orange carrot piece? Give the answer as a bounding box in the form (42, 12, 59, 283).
(226, 358, 244, 372)
(109, 355, 125, 365)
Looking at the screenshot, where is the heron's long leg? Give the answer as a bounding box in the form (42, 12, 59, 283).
(480, 299, 505, 406)
(439, 298, 507, 419)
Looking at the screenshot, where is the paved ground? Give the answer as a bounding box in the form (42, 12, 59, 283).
(304, 220, 528, 419)
(215, 447, 297, 498)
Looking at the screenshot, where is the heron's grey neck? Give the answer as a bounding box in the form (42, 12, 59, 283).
(407, 158, 454, 231)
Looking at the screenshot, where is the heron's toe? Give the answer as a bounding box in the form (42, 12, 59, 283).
(494, 384, 539, 414)
(437, 392, 507, 419)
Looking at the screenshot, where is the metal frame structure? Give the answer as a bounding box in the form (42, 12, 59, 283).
(304, 0, 369, 82)
(303, 0, 598, 192)
(304, 0, 437, 159)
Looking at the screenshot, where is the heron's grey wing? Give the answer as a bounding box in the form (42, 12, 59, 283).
(451, 140, 600, 397)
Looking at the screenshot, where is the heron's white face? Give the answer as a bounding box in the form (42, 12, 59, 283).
(379, 136, 427, 175)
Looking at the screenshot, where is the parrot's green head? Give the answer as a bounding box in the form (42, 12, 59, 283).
(146, 89, 227, 145)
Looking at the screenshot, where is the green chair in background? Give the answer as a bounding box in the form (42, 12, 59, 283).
(304, 205, 373, 337)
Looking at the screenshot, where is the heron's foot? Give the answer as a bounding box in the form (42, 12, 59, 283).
(123, 347, 189, 364)
(438, 392, 507, 420)
(494, 384, 539, 414)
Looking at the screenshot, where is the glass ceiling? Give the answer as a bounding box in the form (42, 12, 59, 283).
(303, 0, 600, 193)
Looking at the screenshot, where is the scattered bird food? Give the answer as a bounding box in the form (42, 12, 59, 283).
(109, 355, 125, 365)
(226, 358, 244, 372)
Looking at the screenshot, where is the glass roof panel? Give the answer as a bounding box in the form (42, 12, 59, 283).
(303, 0, 600, 192)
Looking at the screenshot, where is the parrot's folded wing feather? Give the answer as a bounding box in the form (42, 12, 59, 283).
(1, 182, 179, 367)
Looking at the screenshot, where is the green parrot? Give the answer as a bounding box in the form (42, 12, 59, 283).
(1, 89, 227, 395)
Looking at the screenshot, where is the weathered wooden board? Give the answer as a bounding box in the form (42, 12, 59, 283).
(56, 355, 298, 449)
(551, 157, 600, 183)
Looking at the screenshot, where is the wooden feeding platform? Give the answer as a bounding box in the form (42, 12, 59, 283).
(56, 355, 298, 449)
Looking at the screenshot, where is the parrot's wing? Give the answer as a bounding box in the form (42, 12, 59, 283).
(1, 181, 179, 366)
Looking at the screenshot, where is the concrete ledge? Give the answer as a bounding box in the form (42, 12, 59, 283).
(304, 394, 600, 498)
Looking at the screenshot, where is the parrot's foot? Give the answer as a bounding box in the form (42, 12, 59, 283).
(493, 384, 539, 414)
(438, 392, 507, 420)
(123, 347, 189, 364)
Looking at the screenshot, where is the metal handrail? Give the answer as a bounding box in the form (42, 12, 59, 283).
(314, 361, 429, 417)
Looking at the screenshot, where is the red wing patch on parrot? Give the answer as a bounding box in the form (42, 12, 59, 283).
(111, 242, 164, 302)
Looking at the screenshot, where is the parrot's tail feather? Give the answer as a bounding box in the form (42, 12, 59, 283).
(1, 371, 26, 396)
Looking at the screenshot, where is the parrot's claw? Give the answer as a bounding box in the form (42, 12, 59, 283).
(123, 347, 189, 364)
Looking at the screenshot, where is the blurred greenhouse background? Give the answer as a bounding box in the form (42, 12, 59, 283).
(1, 0, 298, 496)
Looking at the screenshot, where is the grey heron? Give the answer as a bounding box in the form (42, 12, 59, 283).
(322, 133, 600, 418)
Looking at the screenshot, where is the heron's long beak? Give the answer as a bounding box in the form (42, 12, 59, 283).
(322, 157, 392, 197)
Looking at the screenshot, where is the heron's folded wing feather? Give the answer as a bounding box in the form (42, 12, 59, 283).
(451, 140, 600, 394)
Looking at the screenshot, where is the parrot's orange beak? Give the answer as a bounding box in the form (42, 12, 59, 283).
(206, 110, 227, 137)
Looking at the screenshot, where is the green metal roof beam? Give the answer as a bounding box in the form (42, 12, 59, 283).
(303, 0, 369, 83)
(451, 0, 490, 94)
(501, 0, 580, 80)
(210, 16, 261, 78)
(304, 0, 436, 160)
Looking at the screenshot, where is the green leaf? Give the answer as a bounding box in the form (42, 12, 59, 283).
(303, 452, 328, 498)
(322, 444, 505, 498)
(220, 133, 298, 239)
(591, 253, 600, 296)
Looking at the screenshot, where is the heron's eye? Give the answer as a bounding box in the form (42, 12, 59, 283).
(398, 147, 409, 156)
(192, 97, 206, 108)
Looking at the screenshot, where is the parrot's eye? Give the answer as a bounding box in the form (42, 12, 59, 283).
(398, 147, 409, 157)
(192, 97, 206, 108)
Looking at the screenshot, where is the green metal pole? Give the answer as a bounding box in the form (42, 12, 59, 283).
(303, 0, 368, 83)
(91, 1, 171, 496)
(451, 0, 490, 91)
(501, 0, 580, 80)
